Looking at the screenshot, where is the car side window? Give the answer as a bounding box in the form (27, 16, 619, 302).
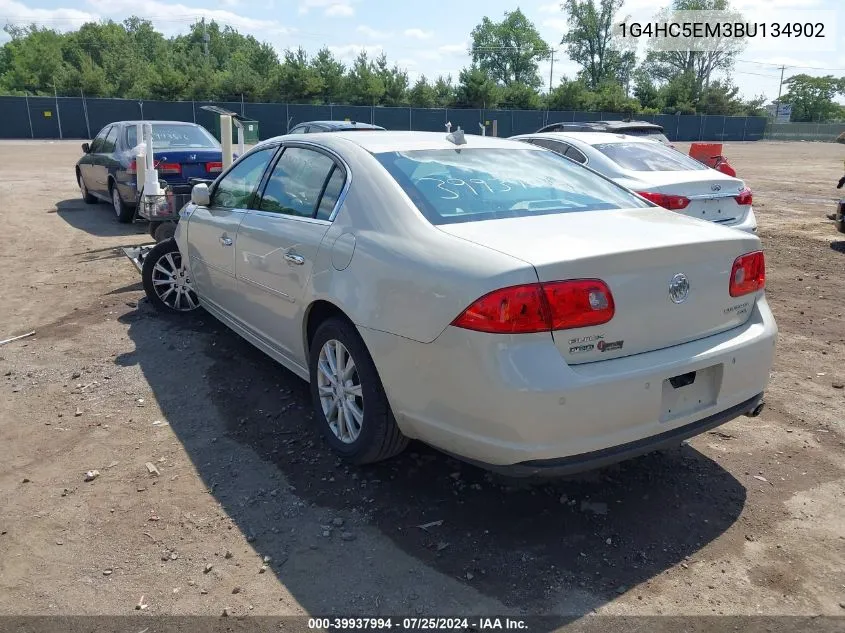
(315, 166, 346, 221)
(211, 147, 277, 210)
(564, 146, 588, 164)
(289, 125, 308, 134)
(258, 147, 337, 218)
(89, 126, 111, 153)
(100, 126, 119, 153)
(532, 138, 566, 156)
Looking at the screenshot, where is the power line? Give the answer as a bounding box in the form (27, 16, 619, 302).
(736, 58, 845, 72)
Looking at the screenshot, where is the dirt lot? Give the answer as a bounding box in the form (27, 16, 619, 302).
(0, 140, 843, 619)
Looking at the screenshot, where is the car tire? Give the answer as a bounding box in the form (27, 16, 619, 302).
(78, 172, 96, 204)
(309, 317, 408, 464)
(111, 182, 135, 223)
(141, 238, 200, 313)
(153, 222, 177, 243)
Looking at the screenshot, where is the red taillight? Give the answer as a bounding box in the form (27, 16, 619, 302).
(636, 191, 690, 211)
(543, 280, 615, 330)
(155, 161, 181, 175)
(734, 187, 753, 206)
(729, 251, 765, 297)
(126, 159, 136, 175)
(206, 161, 223, 173)
(451, 280, 615, 334)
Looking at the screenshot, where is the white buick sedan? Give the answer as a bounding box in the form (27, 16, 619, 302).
(512, 132, 758, 233)
(141, 131, 777, 476)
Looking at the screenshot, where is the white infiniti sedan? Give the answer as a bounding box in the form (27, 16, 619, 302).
(140, 131, 777, 476)
(512, 132, 758, 233)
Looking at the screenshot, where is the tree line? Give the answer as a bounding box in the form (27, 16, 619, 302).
(1, 0, 843, 121)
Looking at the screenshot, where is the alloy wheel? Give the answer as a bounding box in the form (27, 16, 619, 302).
(317, 339, 364, 443)
(150, 250, 198, 312)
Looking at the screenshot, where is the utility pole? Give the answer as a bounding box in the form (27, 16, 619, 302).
(774, 64, 786, 120)
(548, 49, 555, 95)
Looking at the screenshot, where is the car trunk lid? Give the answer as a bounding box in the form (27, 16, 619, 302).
(636, 171, 749, 226)
(439, 208, 762, 364)
(153, 149, 222, 185)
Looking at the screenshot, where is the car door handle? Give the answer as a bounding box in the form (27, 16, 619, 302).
(219, 236, 233, 246)
(284, 252, 305, 266)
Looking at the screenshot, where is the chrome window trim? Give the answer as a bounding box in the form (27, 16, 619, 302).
(246, 139, 352, 225)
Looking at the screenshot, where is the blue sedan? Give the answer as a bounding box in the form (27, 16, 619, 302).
(75, 120, 224, 223)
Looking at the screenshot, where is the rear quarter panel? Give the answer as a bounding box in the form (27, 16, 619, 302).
(301, 142, 538, 345)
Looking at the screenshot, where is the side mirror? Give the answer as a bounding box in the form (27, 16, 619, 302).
(191, 183, 210, 207)
(81, 142, 90, 153)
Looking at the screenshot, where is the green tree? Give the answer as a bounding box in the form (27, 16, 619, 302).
(470, 9, 549, 89)
(375, 53, 408, 106)
(0, 25, 68, 94)
(433, 75, 455, 107)
(547, 78, 595, 110)
(697, 79, 744, 115)
(311, 47, 346, 103)
(560, 0, 626, 89)
(633, 69, 662, 111)
(346, 51, 385, 105)
(455, 66, 500, 108)
(658, 71, 697, 114)
(780, 74, 845, 122)
(408, 75, 437, 108)
(272, 47, 323, 103)
(593, 81, 640, 114)
(641, 0, 746, 102)
(501, 82, 541, 109)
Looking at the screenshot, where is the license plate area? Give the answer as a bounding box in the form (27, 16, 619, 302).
(660, 364, 723, 422)
(690, 198, 737, 223)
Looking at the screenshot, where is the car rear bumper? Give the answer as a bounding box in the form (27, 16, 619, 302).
(726, 206, 757, 233)
(460, 393, 763, 477)
(360, 296, 777, 472)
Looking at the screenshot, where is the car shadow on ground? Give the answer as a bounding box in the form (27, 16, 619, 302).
(54, 199, 149, 238)
(116, 305, 747, 616)
(830, 241, 845, 254)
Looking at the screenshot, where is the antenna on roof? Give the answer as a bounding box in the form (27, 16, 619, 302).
(446, 126, 466, 146)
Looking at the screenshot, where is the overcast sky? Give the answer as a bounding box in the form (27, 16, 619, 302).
(1, 0, 843, 103)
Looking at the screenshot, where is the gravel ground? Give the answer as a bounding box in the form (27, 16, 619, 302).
(0, 139, 843, 618)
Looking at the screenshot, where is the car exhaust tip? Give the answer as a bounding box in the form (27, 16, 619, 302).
(745, 402, 765, 418)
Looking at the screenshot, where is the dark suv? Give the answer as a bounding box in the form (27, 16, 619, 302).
(536, 120, 670, 144)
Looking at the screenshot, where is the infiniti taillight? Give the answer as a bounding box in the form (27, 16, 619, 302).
(734, 187, 753, 206)
(729, 251, 765, 297)
(206, 161, 223, 173)
(126, 159, 137, 175)
(451, 280, 615, 334)
(636, 191, 690, 211)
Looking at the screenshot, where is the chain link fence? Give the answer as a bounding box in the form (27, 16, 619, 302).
(0, 95, 771, 142)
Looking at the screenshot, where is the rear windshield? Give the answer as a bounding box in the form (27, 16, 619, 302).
(374, 148, 649, 225)
(595, 141, 708, 172)
(622, 130, 671, 143)
(126, 124, 219, 150)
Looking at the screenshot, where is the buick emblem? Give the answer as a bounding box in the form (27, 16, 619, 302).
(189, 154, 196, 161)
(711, 184, 721, 192)
(669, 273, 690, 304)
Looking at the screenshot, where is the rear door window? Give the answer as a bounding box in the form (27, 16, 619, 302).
(259, 147, 338, 218)
(100, 126, 119, 153)
(595, 142, 708, 171)
(564, 146, 587, 164)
